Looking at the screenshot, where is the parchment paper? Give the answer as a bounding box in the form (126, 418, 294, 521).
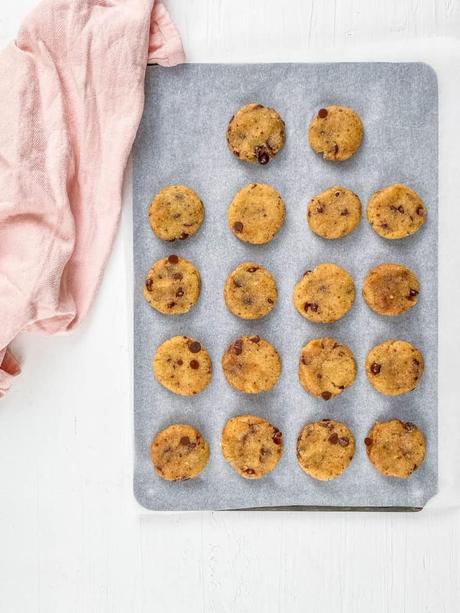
(132, 63, 438, 511)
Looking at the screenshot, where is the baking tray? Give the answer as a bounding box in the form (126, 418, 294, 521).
(132, 63, 438, 511)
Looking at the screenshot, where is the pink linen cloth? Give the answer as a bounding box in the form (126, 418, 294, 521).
(0, 0, 184, 397)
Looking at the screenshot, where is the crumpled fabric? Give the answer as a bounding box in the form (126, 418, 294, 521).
(0, 0, 184, 397)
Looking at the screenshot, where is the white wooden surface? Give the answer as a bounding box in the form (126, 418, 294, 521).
(1, 1, 460, 612)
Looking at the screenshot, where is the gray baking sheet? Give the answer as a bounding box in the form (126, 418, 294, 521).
(132, 63, 438, 511)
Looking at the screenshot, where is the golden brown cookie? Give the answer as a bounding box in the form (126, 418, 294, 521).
(224, 262, 277, 320)
(228, 183, 285, 244)
(293, 263, 355, 323)
(367, 184, 426, 239)
(365, 419, 426, 478)
(363, 263, 420, 317)
(307, 186, 361, 239)
(366, 339, 424, 396)
(221, 415, 283, 479)
(153, 336, 212, 396)
(144, 255, 200, 315)
(226, 103, 285, 164)
(151, 424, 209, 481)
(221, 336, 281, 394)
(299, 337, 356, 400)
(296, 419, 355, 481)
(148, 185, 204, 241)
(308, 105, 363, 161)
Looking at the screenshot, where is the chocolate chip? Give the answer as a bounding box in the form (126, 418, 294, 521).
(233, 221, 243, 233)
(335, 191, 341, 197)
(364, 437, 372, 447)
(304, 302, 319, 313)
(168, 255, 179, 264)
(370, 362, 381, 375)
(190, 360, 199, 369)
(380, 222, 389, 229)
(404, 422, 416, 432)
(145, 278, 153, 291)
(267, 298, 274, 304)
(329, 433, 339, 444)
(250, 336, 260, 343)
(304, 270, 312, 276)
(177, 359, 183, 366)
(408, 288, 419, 299)
(318, 108, 328, 118)
(189, 341, 201, 353)
(333, 144, 339, 154)
(316, 205, 324, 213)
(244, 468, 256, 475)
(338, 437, 349, 447)
(179, 232, 189, 240)
(416, 206, 424, 216)
(233, 279, 242, 288)
(180, 436, 190, 446)
(398, 206, 405, 214)
(167, 301, 176, 309)
(173, 272, 183, 281)
(233, 339, 243, 355)
(341, 208, 349, 216)
(176, 288, 184, 298)
(247, 267, 259, 273)
(321, 391, 332, 401)
(272, 429, 283, 445)
(255, 146, 269, 165)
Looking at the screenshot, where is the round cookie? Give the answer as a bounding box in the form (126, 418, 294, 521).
(365, 419, 426, 478)
(151, 424, 209, 481)
(363, 263, 420, 317)
(221, 415, 283, 479)
(307, 186, 361, 239)
(293, 263, 355, 323)
(367, 184, 426, 239)
(144, 255, 200, 315)
(226, 103, 285, 164)
(299, 337, 356, 400)
(224, 262, 277, 320)
(228, 183, 285, 244)
(308, 105, 363, 161)
(221, 336, 281, 394)
(366, 339, 424, 396)
(148, 185, 204, 241)
(296, 419, 355, 481)
(153, 336, 212, 396)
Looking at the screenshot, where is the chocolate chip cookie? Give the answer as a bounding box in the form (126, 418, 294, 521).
(365, 419, 426, 478)
(308, 105, 363, 161)
(307, 186, 361, 239)
(221, 415, 283, 479)
(296, 419, 355, 481)
(367, 184, 426, 239)
(366, 339, 424, 396)
(144, 255, 200, 315)
(222, 336, 281, 394)
(226, 103, 286, 164)
(151, 424, 210, 481)
(153, 336, 212, 396)
(363, 263, 420, 317)
(148, 185, 204, 241)
(299, 337, 356, 400)
(228, 183, 285, 244)
(293, 263, 355, 323)
(224, 262, 277, 320)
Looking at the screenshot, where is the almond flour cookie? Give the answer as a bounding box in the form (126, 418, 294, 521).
(296, 419, 355, 481)
(307, 186, 361, 239)
(221, 415, 283, 479)
(148, 185, 204, 241)
(366, 339, 424, 396)
(299, 337, 356, 400)
(363, 263, 420, 317)
(153, 336, 212, 396)
(144, 255, 200, 315)
(222, 336, 281, 394)
(224, 262, 277, 320)
(228, 183, 285, 244)
(365, 419, 426, 478)
(293, 263, 355, 323)
(308, 106, 363, 161)
(151, 424, 210, 481)
(367, 184, 426, 239)
(226, 103, 285, 164)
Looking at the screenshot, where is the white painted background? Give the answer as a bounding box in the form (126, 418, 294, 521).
(1, 1, 460, 612)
